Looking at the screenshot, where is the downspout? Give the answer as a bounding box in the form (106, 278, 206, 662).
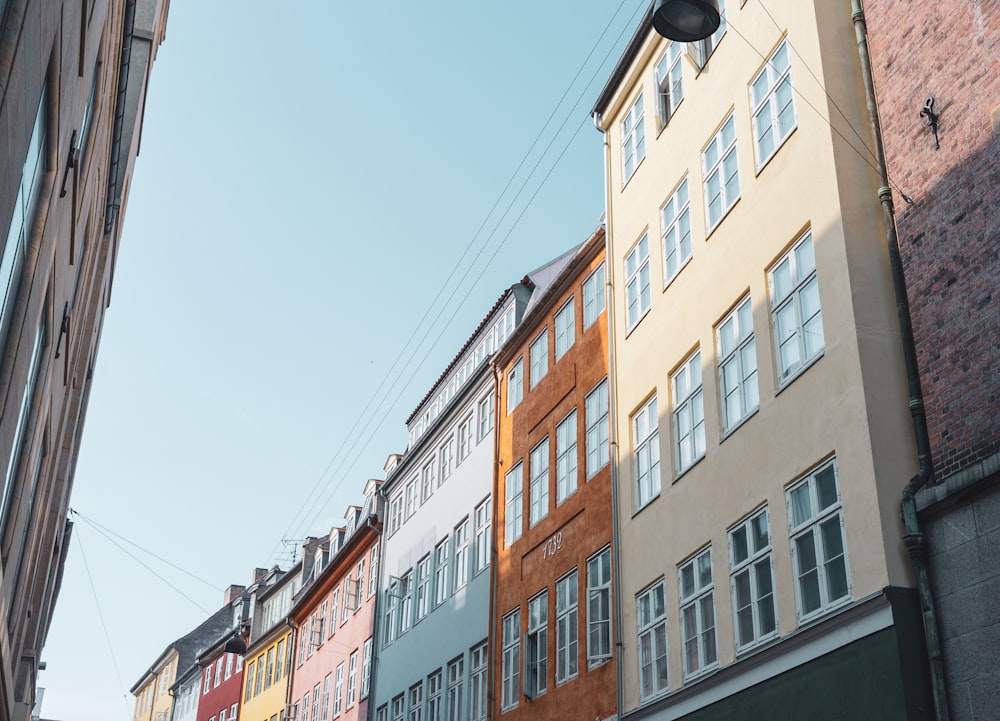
(594, 109, 624, 721)
(103, 0, 135, 235)
(366, 512, 384, 721)
(487, 360, 502, 721)
(850, 3, 947, 720)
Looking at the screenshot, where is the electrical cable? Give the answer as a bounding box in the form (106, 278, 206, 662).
(74, 529, 133, 721)
(271, 0, 647, 556)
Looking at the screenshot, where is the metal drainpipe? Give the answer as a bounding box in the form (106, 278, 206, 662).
(487, 359, 502, 721)
(103, 0, 135, 235)
(594, 109, 624, 721)
(366, 509, 384, 721)
(850, 3, 948, 720)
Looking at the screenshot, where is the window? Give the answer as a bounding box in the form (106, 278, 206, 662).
(529, 331, 548, 388)
(751, 39, 795, 167)
(385, 582, 399, 645)
(633, 397, 661, 509)
(377, 705, 388, 721)
(555, 410, 578, 503)
(343, 573, 354, 621)
(399, 570, 413, 634)
(673, 351, 705, 474)
(347, 650, 358, 707)
(405, 478, 418, 519)
(416, 555, 431, 620)
(303, 692, 311, 721)
(220, 709, 227, 721)
(388, 495, 403, 536)
(585, 379, 610, 478)
(447, 657, 464, 721)
(317, 603, 327, 645)
(525, 591, 548, 697)
(770, 230, 824, 381)
(504, 463, 523, 546)
(555, 570, 579, 684)
(370, 544, 380, 597)
(679, 548, 717, 678)
(473, 498, 491, 574)
(507, 359, 524, 412)
(582, 263, 606, 329)
(255, 656, 265, 694)
(654, 41, 684, 129)
(330, 590, 340, 635)
(321, 676, 331, 721)
(1, 91, 45, 352)
(421, 459, 437, 503)
(230, 704, 238, 720)
(361, 638, 373, 698)
(391, 694, 405, 721)
(215, 657, 223, 686)
(225, 653, 234, 680)
(637, 581, 668, 700)
(554, 298, 575, 360)
(454, 518, 470, 590)
(458, 413, 475, 461)
(439, 437, 455, 485)
(470, 643, 488, 721)
(408, 683, 422, 721)
(730, 507, 777, 650)
(427, 670, 443, 721)
(529, 437, 550, 525)
(356, 559, 366, 609)
(689, 0, 727, 67)
(718, 296, 759, 432)
(625, 234, 651, 329)
(621, 92, 646, 180)
(276, 639, 285, 681)
(265, 647, 275, 688)
(312, 684, 321, 721)
(434, 538, 449, 606)
(478, 394, 494, 440)
(501, 610, 520, 710)
(661, 177, 692, 283)
(587, 548, 612, 667)
(204, 667, 212, 695)
(703, 113, 740, 231)
(788, 460, 849, 618)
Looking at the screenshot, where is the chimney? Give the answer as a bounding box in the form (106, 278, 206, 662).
(223, 584, 247, 605)
(252, 567, 268, 584)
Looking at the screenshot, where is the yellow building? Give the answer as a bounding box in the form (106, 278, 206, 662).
(592, 1, 931, 719)
(131, 651, 176, 721)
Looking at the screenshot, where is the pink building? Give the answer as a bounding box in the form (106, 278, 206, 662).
(288, 482, 381, 721)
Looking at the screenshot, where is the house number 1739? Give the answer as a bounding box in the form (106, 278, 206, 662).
(542, 531, 563, 560)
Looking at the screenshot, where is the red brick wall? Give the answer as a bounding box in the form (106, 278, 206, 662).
(864, 1, 1000, 480)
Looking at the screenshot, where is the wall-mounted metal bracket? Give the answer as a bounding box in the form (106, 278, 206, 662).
(919, 97, 940, 149)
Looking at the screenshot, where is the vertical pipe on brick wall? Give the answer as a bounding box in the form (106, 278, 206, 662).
(594, 110, 624, 721)
(487, 360, 502, 721)
(103, 0, 136, 235)
(851, 2, 948, 719)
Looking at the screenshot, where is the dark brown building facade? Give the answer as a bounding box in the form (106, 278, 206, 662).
(0, 1, 168, 718)
(491, 229, 616, 721)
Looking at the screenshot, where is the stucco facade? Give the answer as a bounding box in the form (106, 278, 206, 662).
(592, 1, 929, 718)
(492, 231, 616, 721)
(0, 1, 168, 717)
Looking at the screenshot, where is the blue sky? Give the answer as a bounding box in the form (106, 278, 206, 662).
(38, 2, 647, 718)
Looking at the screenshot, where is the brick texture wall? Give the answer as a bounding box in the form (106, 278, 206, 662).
(864, 1, 1000, 481)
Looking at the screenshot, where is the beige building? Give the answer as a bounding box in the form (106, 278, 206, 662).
(0, 1, 169, 719)
(592, 1, 931, 719)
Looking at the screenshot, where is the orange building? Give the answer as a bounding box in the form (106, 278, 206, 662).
(491, 228, 616, 721)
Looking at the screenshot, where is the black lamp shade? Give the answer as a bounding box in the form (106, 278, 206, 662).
(652, 0, 721, 42)
(223, 635, 248, 655)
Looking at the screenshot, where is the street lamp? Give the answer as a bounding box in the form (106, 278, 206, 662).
(651, 0, 721, 41)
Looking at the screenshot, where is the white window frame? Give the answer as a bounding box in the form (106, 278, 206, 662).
(473, 498, 491, 574)
(447, 656, 464, 721)
(750, 38, 796, 168)
(554, 297, 575, 361)
(621, 92, 646, 181)
(661, 176, 692, 284)
(730, 507, 777, 651)
(555, 410, 578, 504)
(769, 230, 824, 383)
(407, 683, 421, 721)
(427, 670, 442, 721)
(585, 379, 609, 479)
(501, 610, 520, 710)
(434, 539, 449, 607)
(334, 664, 345, 717)
(654, 41, 684, 130)
(586, 547, 612, 667)
(529, 330, 549, 388)
(787, 459, 850, 620)
(399, 570, 413, 634)
(458, 413, 475, 461)
(555, 569, 579, 685)
(717, 295, 759, 433)
(582, 263, 606, 329)
(361, 638, 373, 699)
(391, 694, 404, 721)
(529, 437, 550, 526)
(416, 555, 432, 621)
(470, 643, 488, 721)
(504, 462, 523, 546)
(702, 112, 740, 232)
(421, 458, 437, 503)
(633, 397, 660, 510)
(439, 436, 455, 485)
(637, 580, 668, 700)
(672, 350, 705, 474)
(688, 0, 727, 69)
(525, 591, 548, 698)
(478, 393, 494, 440)
(624, 233, 652, 330)
(453, 518, 470, 590)
(678, 547, 717, 679)
(507, 359, 524, 413)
